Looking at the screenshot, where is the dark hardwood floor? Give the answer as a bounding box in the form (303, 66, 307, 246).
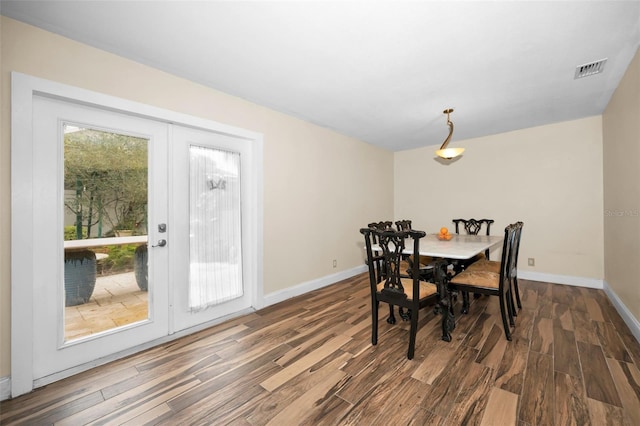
(2, 273, 640, 425)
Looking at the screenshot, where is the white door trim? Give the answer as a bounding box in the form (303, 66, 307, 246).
(10, 72, 264, 397)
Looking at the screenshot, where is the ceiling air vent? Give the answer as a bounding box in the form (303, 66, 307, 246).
(574, 58, 607, 79)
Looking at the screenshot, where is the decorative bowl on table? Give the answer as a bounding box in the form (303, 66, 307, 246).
(437, 227, 453, 241)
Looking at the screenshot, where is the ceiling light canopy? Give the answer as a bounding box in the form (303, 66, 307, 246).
(435, 108, 464, 160)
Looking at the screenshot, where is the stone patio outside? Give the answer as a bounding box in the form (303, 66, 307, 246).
(64, 271, 148, 341)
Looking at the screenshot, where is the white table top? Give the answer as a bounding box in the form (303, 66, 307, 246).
(64, 235, 148, 249)
(411, 234, 503, 259)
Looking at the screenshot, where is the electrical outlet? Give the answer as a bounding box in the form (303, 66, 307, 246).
(528, 258, 535, 267)
(333, 259, 337, 268)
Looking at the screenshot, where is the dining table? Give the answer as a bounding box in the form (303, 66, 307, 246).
(398, 233, 503, 342)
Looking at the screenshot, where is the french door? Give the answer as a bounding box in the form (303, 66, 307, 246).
(12, 73, 261, 396)
(170, 126, 254, 332)
(31, 95, 170, 380)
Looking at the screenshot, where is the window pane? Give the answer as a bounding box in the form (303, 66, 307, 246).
(189, 145, 243, 310)
(63, 124, 149, 341)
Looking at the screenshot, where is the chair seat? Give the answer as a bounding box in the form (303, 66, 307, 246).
(450, 253, 485, 274)
(400, 259, 411, 274)
(459, 252, 485, 265)
(416, 255, 436, 265)
(400, 259, 435, 275)
(466, 259, 500, 274)
(377, 279, 438, 300)
(449, 269, 499, 290)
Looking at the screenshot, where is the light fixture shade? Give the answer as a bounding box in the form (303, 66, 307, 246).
(435, 147, 465, 159)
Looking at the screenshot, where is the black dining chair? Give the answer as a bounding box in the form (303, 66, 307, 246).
(451, 218, 495, 304)
(367, 221, 394, 283)
(366, 221, 400, 323)
(466, 221, 524, 311)
(511, 222, 523, 310)
(361, 227, 439, 359)
(452, 218, 495, 261)
(394, 219, 412, 231)
(394, 219, 436, 282)
(448, 223, 519, 340)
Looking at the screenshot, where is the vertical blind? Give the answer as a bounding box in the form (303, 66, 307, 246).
(189, 145, 243, 311)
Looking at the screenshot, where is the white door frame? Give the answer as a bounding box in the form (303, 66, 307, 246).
(10, 72, 264, 397)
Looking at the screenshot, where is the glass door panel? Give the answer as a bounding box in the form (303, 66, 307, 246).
(63, 124, 150, 341)
(171, 125, 253, 332)
(189, 146, 243, 310)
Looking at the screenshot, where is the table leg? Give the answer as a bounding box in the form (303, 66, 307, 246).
(461, 291, 470, 314)
(434, 260, 455, 341)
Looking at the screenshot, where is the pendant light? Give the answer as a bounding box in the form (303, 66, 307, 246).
(435, 108, 465, 159)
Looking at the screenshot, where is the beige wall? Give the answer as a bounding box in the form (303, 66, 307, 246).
(603, 48, 640, 323)
(395, 116, 604, 280)
(0, 17, 394, 378)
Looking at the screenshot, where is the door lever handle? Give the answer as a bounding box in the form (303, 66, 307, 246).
(152, 239, 167, 248)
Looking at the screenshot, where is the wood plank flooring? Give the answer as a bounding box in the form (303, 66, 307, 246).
(2, 274, 640, 425)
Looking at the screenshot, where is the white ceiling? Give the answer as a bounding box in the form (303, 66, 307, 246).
(2, 1, 640, 151)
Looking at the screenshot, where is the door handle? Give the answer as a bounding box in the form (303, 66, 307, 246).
(152, 239, 167, 248)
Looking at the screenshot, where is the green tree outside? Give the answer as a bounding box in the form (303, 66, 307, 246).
(64, 127, 148, 240)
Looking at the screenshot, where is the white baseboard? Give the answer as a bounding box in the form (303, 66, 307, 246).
(263, 265, 367, 307)
(0, 376, 10, 401)
(603, 281, 640, 344)
(518, 270, 603, 289)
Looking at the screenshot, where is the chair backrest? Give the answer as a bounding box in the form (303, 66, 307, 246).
(453, 218, 495, 259)
(395, 219, 412, 231)
(452, 218, 494, 236)
(509, 222, 524, 276)
(368, 221, 393, 240)
(361, 227, 425, 299)
(498, 223, 518, 297)
(368, 221, 393, 230)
